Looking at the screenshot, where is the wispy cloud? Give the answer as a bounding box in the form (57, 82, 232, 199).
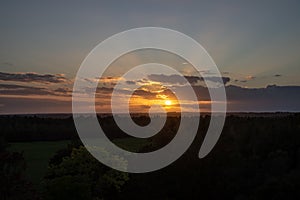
(245, 75, 256, 80)
(0, 72, 68, 83)
(1, 62, 14, 67)
(1, 71, 300, 113)
(147, 74, 231, 85)
(0, 83, 70, 97)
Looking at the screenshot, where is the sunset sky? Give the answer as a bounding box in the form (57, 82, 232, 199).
(1, 0, 300, 114)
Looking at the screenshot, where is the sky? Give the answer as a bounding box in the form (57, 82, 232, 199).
(0, 0, 300, 114)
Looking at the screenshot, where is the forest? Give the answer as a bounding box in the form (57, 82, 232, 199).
(1, 113, 300, 199)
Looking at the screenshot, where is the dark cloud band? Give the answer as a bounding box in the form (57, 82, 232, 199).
(147, 74, 230, 85)
(0, 72, 67, 83)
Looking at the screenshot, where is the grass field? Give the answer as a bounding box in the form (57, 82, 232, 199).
(9, 138, 150, 187)
(9, 140, 70, 185)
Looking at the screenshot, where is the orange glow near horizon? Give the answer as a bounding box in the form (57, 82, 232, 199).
(126, 85, 180, 113)
(92, 81, 214, 113)
(165, 100, 172, 106)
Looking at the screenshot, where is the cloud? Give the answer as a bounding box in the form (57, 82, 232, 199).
(0, 72, 68, 83)
(63, 84, 300, 112)
(0, 84, 52, 96)
(2, 62, 14, 67)
(148, 74, 188, 85)
(125, 80, 136, 85)
(147, 74, 231, 85)
(0, 96, 71, 114)
(205, 76, 231, 85)
(132, 89, 157, 99)
(225, 84, 300, 111)
(1, 72, 300, 113)
(0, 84, 36, 89)
(245, 75, 256, 80)
(234, 75, 256, 83)
(54, 87, 72, 95)
(0, 83, 70, 97)
(1, 82, 300, 113)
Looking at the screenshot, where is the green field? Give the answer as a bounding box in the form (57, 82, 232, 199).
(9, 140, 70, 185)
(9, 138, 150, 187)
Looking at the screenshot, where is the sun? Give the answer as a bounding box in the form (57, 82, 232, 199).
(165, 100, 172, 106)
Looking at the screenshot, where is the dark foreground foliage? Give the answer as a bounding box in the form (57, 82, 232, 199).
(1, 113, 300, 199)
(0, 137, 39, 200)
